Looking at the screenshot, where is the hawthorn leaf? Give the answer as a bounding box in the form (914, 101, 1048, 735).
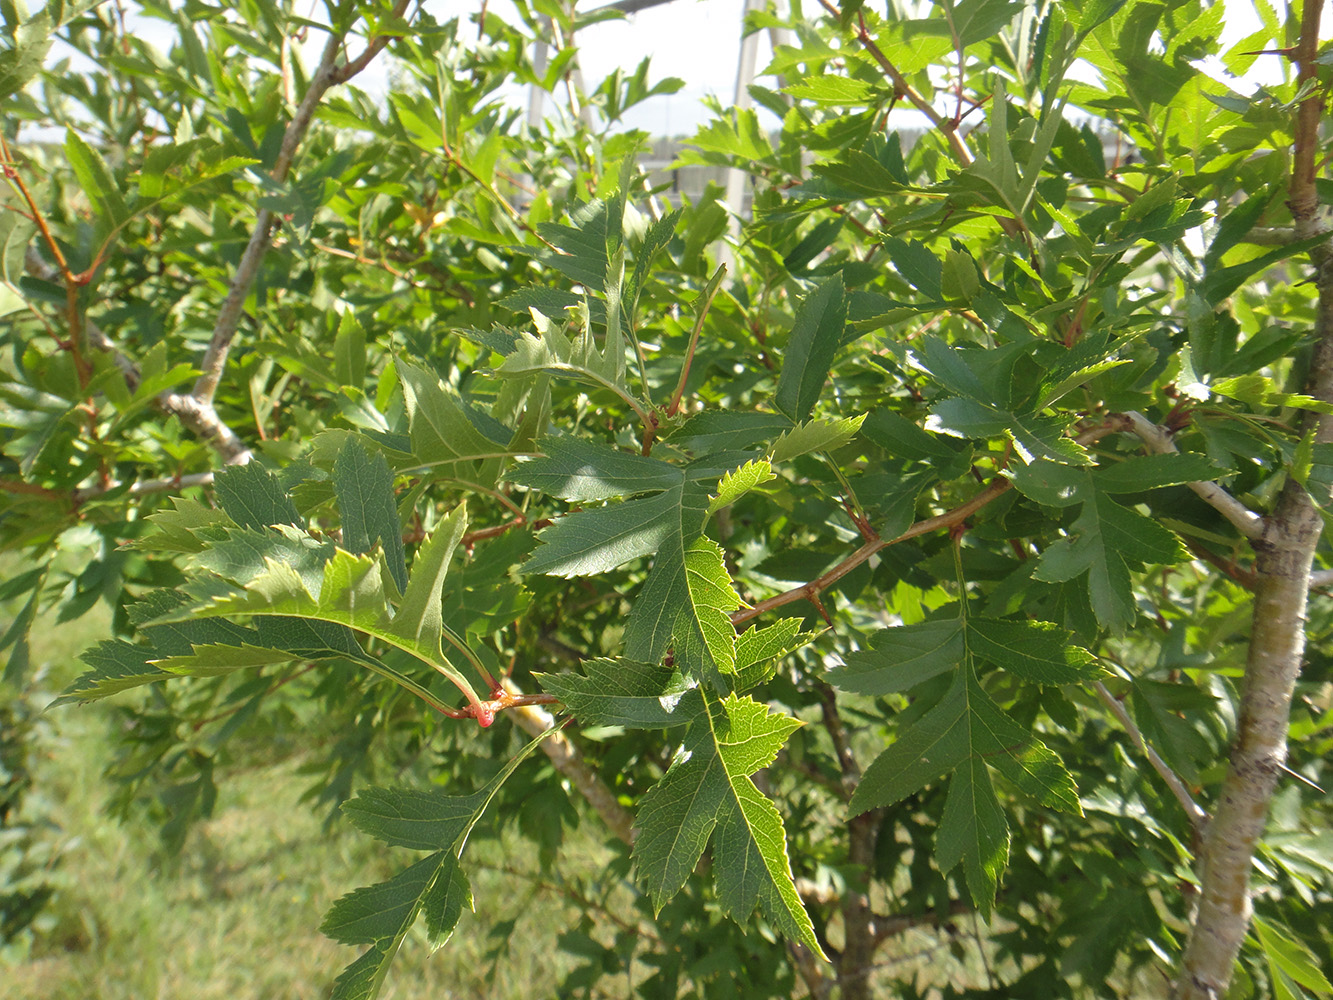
(849, 666, 1079, 913)
(494, 313, 630, 405)
(934, 756, 1010, 920)
(1034, 491, 1186, 631)
(135, 497, 237, 552)
(965, 619, 1102, 685)
(145, 507, 482, 704)
(1091, 452, 1231, 493)
(396, 361, 512, 486)
(335, 438, 407, 593)
(536, 657, 690, 728)
(775, 273, 848, 421)
(54, 638, 170, 705)
(830, 619, 964, 695)
(513, 437, 681, 500)
(710, 459, 775, 513)
(634, 690, 823, 957)
(522, 485, 699, 578)
(733, 618, 810, 691)
(831, 617, 1096, 693)
(213, 462, 304, 530)
(769, 414, 866, 463)
(325, 727, 556, 1000)
(670, 411, 793, 453)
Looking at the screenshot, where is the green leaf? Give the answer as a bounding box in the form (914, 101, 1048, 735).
(1253, 916, 1333, 994)
(832, 617, 1098, 693)
(774, 274, 848, 422)
(514, 438, 681, 501)
(710, 459, 775, 513)
(325, 728, 556, 1000)
(670, 411, 793, 454)
(151, 508, 482, 706)
(1092, 452, 1231, 493)
(634, 690, 823, 957)
(397, 361, 513, 486)
(334, 438, 408, 593)
(65, 129, 129, 226)
(536, 657, 685, 728)
(769, 414, 866, 463)
(830, 619, 965, 695)
(734, 618, 810, 691)
(53, 638, 169, 705)
(965, 619, 1102, 685)
(1034, 491, 1187, 631)
(214, 463, 304, 531)
(849, 666, 1079, 915)
(493, 315, 634, 414)
(784, 76, 880, 105)
(934, 755, 1009, 918)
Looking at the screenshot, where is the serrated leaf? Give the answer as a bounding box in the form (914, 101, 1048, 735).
(149, 507, 482, 705)
(1092, 452, 1232, 493)
(934, 756, 1009, 919)
(335, 438, 407, 593)
(733, 618, 810, 691)
(513, 438, 681, 501)
(965, 619, 1102, 685)
(214, 463, 304, 531)
(633, 690, 823, 957)
(536, 657, 687, 728)
(1034, 492, 1186, 631)
(769, 414, 866, 463)
(677, 538, 743, 677)
(53, 638, 169, 705)
(494, 314, 631, 405)
(397, 361, 513, 486)
(774, 273, 848, 422)
(710, 459, 774, 513)
(325, 728, 555, 1000)
(670, 411, 793, 454)
(830, 620, 964, 695)
(849, 666, 1079, 914)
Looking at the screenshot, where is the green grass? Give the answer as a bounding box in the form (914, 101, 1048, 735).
(1, 589, 607, 1000)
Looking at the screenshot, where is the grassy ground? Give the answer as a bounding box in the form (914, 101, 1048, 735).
(1, 591, 600, 1000)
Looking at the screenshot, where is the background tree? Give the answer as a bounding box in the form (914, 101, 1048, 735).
(2, 1, 1332, 998)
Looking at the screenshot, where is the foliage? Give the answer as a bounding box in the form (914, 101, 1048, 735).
(3, 0, 1333, 997)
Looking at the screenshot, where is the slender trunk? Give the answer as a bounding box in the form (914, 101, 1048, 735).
(1173, 5, 1330, 994)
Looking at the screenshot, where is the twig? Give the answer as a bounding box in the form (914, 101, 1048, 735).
(71, 471, 216, 505)
(1309, 568, 1333, 588)
(501, 678, 637, 844)
(731, 477, 1012, 626)
(1120, 411, 1265, 540)
(193, 0, 414, 404)
(666, 264, 726, 418)
(1094, 680, 1208, 834)
(25, 247, 253, 464)
(813, 0, 971, 167)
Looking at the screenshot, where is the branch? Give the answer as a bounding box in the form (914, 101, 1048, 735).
(192, 0, 413, 404)
(501, 678, 637, 845)
(813, 0, 971, 167)
(1309, 568, 1333, 588)
(25, 247, 254, 465)
(1174, 3, 1331, 995)
(1121, 411, 1265, 539)
(1094, 680, 1208, 834)
(731, 477, 1012, 626)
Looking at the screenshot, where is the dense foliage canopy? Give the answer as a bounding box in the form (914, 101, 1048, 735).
(3, 0, 1333, 997)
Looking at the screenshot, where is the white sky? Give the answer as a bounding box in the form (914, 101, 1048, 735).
(46, 0, 1284, 137)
